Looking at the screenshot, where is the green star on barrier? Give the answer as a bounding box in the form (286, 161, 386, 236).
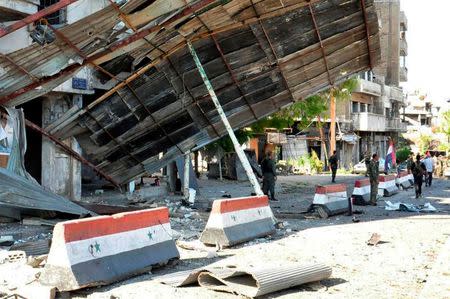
(231, 215, 237, 222)
(94, 241, 101, 253)
(147, 231, 153, 240)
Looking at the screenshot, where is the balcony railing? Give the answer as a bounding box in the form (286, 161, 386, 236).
(386, 118, 407, 132)
(400, 38, 408, 56)
(387, 86, 405, 103)
(400, 67, 408, 82)
(352, 112, 386, 132)
(355, 79, 382, 96)
(400, 11, 408, 31)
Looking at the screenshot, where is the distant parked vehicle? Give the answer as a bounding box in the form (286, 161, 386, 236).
(397, 161, 408, 172)
(353, 158, 386, 174)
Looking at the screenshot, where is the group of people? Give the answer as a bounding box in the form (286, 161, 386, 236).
(407, 152, 435, 198)
(260, 150, 437, 203)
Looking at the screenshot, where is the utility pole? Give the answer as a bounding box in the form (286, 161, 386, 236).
(187, 41, 263, 196)
(329, 91, 337, 154)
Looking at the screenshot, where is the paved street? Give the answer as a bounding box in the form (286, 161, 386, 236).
(72, 177, 450, 299)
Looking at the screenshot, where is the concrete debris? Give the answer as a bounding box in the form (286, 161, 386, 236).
(4, 285, 56, 299)
(0, 250, 26, 264)
(22, 218, 59, 227)
(367, 233, 382, 246)
(26, 255, 48, 268)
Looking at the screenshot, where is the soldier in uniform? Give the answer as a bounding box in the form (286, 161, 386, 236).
(368, 153, 380, 206)
(261, 151, 278, 201)
(328, 150, 339, 183)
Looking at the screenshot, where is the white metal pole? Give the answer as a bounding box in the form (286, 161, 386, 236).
(183, 152, 190, 200)
(187, 42, 263, 195)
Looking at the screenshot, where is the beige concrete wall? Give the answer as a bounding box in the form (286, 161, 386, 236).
(373, 0, 401, 87)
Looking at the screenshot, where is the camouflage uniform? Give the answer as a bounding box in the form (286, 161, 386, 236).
(368, 159, 379, 204)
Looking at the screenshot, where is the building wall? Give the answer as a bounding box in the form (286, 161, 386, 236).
(373, 0, 401, 87)
(41, 94, 82, 200)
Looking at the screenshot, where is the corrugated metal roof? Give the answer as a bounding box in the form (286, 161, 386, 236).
(0, 0, 381, 185)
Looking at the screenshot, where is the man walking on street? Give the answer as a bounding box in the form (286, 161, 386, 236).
(329, 150, 338, 183)
(261, 151, 278, 202)
(423, 152, 434, 187)
(412, 154, 425, 198)
(368, 153, 380, 206)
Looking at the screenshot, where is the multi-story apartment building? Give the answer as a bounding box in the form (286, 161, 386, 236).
(0, 0, 110, 199)
(334, 0, 408, 168)
(402, 92, 441, 133)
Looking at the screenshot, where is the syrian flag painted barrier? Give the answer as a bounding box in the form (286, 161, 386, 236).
(351, 178, 371, 206)
(378, 174, 399, 197)
(312, 184, 349, 218)
(396, 171, 414, 190)
(40, 207, 179, 291)
(200, 195, 276, 247)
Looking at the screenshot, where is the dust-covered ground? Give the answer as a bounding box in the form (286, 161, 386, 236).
(1, 175, 449, 298)
(69, 176, 450, 299)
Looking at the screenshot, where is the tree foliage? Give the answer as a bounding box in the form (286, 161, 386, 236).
(251, 77, 358, 132)
(441, 110, 450, 137)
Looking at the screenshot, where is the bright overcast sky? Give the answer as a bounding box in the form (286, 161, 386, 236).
(400, 0, 450, 109)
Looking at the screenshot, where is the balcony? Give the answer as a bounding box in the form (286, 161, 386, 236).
(355, 79, 382, 96)
(400, 67, 408, 82)
(352, 112, 386, 132)
(386, 86, 405, 103)
(400, 11, 408, 31)
(386, 118, 407, 132)
(400, 38, 408, 56)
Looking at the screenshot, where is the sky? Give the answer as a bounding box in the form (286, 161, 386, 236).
(400, 0, 450, 109)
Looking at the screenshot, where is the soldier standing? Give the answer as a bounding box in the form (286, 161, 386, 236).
(261, 151, 278, 201)
(368, 153, 380, 206)
(328, 150, 338, 183)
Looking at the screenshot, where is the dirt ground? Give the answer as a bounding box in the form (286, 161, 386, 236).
(1, 175, 449, 298)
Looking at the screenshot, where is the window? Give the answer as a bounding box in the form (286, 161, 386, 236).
(360, 104, 368, 112)
(352, 102, 359, 113)
(40, 0, 67, 25)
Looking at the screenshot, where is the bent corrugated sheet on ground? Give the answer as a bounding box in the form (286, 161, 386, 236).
(1, 0, 380, 185)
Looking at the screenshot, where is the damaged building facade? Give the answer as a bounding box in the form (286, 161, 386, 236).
(334, 0, 408, 168)
(0, 0, 380, 202)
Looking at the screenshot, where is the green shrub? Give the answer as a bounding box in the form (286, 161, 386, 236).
(396, 147, 411, 163)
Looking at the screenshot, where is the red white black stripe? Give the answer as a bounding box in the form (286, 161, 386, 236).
(41, 207, 179, 291)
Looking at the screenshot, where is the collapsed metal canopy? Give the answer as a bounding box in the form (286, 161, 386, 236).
(0, 0, 381, 185)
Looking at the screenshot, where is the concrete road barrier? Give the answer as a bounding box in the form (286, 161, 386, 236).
(396, 171, 414, 190)
(312, 184, 348, 217)
(378, 175, 399, 197)
(352, 178, 371, 205)
(200, 195, 275, 247)
(40, 207, 179, 291)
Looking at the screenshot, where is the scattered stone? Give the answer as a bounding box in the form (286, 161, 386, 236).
(367, 233, 381, 246)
